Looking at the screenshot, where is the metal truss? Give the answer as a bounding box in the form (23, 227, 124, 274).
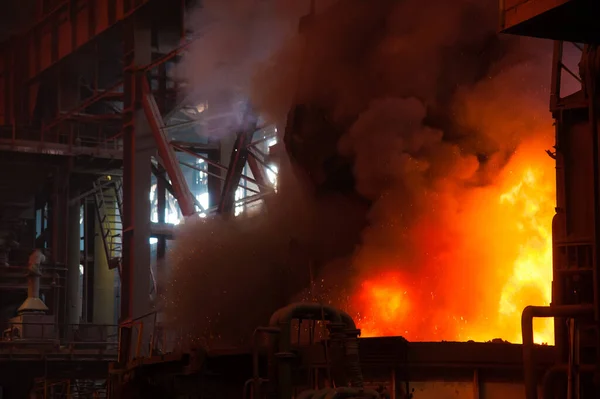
(0, 0, 279, 368)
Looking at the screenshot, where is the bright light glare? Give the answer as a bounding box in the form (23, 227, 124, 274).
(267, 165, 278, 186)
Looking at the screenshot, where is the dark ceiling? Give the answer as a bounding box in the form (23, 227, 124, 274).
(0, 0, 37, 42)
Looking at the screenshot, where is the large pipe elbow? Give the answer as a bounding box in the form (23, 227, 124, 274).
(339, 310, 358, 331)
(541, 364, 595, 399)
(521, 305, 594, 399)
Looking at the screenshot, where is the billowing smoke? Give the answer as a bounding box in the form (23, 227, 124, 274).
(162, 169, 367, 346)
(164, 0, 556, 346)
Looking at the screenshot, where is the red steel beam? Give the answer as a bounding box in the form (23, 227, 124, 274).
(217, 130, 255, 215)
(18, 0, 151, 83)
(141, 77, 196, 217)
(172, 142, 269, 190)
(42, 81, 124, 133)
(37, 34, 201, 145)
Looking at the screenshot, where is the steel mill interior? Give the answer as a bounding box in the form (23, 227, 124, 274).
(0, 0, 597, 398)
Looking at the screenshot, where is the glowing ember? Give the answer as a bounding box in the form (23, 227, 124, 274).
(351, 138, 555, 344)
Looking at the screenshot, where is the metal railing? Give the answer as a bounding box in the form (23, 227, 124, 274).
(119, 311, 186, 364)
(0, 322, 119, 360)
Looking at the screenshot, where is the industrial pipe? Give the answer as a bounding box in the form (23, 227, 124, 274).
(268, 303, 366, 399)
(541, 364, 595, 399)
(337, 310, 363, 388)
(583, 45, 600, 391)
(252, 327, 280, 399)
(269, 303, 344, 399)
(338, 310, 357, 330)
(17, 249, 49, 313)
(522, 305, 594, 399)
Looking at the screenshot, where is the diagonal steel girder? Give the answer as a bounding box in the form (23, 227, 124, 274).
(141, 77, 197, 217)
(217, 128, 257, 215)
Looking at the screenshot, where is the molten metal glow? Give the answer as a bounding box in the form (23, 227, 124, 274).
(352, 138, 555, 344)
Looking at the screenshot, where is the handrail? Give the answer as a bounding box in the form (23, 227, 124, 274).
(2, 321, 120, 351)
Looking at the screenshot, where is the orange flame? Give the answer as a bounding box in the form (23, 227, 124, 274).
(351, 138, 555, 344)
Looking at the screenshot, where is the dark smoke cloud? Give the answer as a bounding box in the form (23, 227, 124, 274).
(251, 0, 552, 287)
(164, 0, 555, 345)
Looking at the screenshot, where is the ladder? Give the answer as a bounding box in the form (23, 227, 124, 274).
(93, 176, 123, 274)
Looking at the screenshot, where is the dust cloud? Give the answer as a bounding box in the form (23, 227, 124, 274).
(163, 0, 557, 346)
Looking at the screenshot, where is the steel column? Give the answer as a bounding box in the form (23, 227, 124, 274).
(51, 161, 70, 265)
(156, 165, 167, 260)
(67, 193, 82, 325)
(120, 13, 153, 362)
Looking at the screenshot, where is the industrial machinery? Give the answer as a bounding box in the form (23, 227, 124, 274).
(112, 2, 598, 398)
(110, 301, 557, 399)
(0, 0, 598, 397)
(251, 303, 378, 399)
(500, 0, 600, 398)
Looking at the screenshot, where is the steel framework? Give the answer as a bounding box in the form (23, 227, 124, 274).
(0, 0, 277, 382)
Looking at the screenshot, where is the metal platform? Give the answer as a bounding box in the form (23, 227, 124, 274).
(0, 321, 118, 361)
(115, 338, 556, 399)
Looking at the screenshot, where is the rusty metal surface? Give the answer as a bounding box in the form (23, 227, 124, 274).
(142, 338, 557, 383)
(115, 339, 556, 398)
(299, 338, 554, 368)
(500, 0, 569, 31)
(499, 0, 599, 43)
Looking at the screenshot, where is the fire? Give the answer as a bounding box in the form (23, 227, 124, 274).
(351, 138, 555, 344)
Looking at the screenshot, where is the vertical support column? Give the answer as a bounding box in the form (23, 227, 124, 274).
(67, 195, 81, 325)
(50, 160, 70, 329)
(121, 13, 153, 361)
(93, 213, 115, 325)
(154, 62, 169, 252)
(82, 199, 90, 322)
(51, 163, 70, 265)
(156, 63, 167, 114)
(156, 167, 166, 260)
(550, 41, 564, 111)
(552, 110, 569, 361)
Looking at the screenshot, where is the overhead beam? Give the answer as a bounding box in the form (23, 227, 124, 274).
(0, 139, 122, 158)
(14, 0, 151, 84)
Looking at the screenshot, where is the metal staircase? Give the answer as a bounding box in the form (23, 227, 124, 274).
(93, 177, 123, 273)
